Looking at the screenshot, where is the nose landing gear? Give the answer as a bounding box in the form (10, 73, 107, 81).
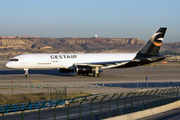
(24, 69, 30, 78)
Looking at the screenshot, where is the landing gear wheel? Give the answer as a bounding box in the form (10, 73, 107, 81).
(93, 73, 98, 77)
(25, 75, 30, 78)
(83, 73, 91, 76)
(97, 73, 102, 77)
(86, 73, 91, 76)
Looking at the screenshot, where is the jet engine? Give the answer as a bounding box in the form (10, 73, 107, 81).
(58, 65, 94, 75)
(75, 65, 94, 74)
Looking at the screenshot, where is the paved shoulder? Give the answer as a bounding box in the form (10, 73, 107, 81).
(139, 107, 180, 120)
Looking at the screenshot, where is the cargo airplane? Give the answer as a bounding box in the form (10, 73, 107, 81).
(6, 28, 167, 77)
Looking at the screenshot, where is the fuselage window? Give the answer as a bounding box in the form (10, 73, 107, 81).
(10, 59, 19, 61)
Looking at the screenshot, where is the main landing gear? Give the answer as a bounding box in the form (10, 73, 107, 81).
(82, 67, 102, 77)
(24, 68, 30, 78)
(93, 73, 102, 77)
(92, 66, 102, 77)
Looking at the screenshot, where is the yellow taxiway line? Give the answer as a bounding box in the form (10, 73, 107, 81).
(31, 80, 42, 83)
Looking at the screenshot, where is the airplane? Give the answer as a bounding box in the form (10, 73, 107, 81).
(6, 27, 167, 78)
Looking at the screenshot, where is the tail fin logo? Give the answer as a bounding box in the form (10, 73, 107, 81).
(153, 32, 164, 46)
(138, 28, 166, 55)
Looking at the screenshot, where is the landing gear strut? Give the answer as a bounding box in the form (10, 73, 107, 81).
(24, 69, 29, 78)
(92, 67, 102, 77)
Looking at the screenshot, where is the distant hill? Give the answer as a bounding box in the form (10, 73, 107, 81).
(159, 50, 180, 55)
(0, 38, 180, 58)
(161, 42, 180, 53)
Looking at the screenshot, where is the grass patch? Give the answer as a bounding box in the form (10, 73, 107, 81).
(67, 91, 92, 100)
(0, 91, 92, 105)
(0, 92, 49, 105)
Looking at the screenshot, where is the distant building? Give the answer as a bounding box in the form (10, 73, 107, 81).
(91, 34, 98, 39)
(95, 34, 97, 38)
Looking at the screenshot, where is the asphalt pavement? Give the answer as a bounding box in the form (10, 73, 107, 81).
(139, 107, 180, 120)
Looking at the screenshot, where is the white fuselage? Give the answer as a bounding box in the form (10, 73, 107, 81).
(6, 53, 137, 69)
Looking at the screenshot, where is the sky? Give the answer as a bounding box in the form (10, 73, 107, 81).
(0, 0, 180, 42)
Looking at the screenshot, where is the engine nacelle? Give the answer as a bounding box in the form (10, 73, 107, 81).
(58, 65, 94, 74)
(76, 65, 94, 74)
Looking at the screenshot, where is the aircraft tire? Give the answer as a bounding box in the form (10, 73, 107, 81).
(93, 73, 98, 77)
(86, 73, 91, 76)
(98, 73, 102, 77)
(25, 75, 30, 78)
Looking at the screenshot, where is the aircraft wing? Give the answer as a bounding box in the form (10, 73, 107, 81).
(74, 60, 132, 69)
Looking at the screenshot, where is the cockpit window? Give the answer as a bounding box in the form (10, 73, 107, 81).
(10, 59, 19, 61)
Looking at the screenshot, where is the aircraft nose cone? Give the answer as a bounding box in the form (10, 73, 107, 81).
(6, 62, 11, 68)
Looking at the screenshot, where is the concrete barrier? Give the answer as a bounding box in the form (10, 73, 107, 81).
(104, 100, 180, 120)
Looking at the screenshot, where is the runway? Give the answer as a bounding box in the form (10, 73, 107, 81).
(1, 61, 180, 94)
(1, 62, 180, 84)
